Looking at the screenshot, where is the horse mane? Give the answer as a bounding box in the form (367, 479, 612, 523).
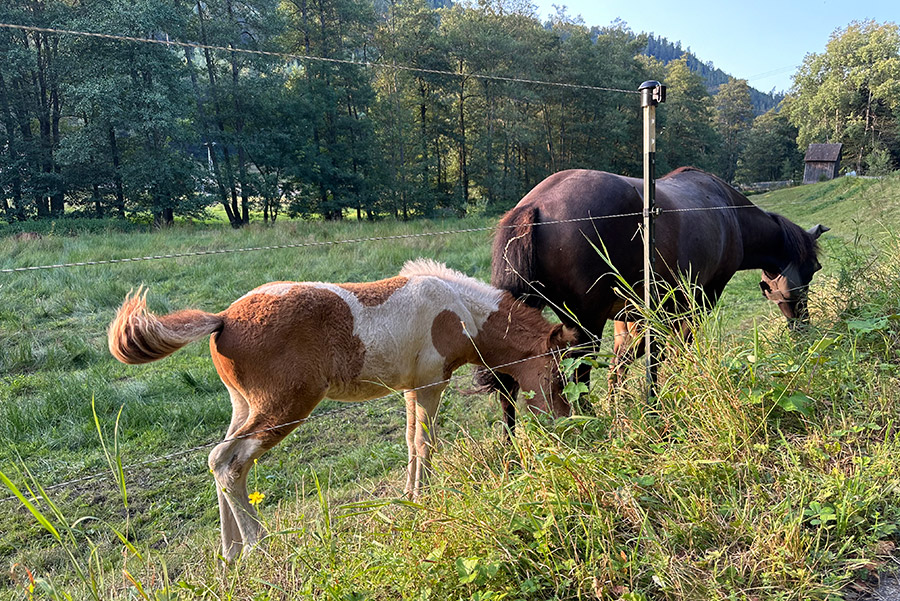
(400, 258, 499, 299)
(767, 212, 819, 262)
(661, 166, 707, 179)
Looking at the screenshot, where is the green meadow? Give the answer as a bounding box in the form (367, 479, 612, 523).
(1, 175, 899, 600)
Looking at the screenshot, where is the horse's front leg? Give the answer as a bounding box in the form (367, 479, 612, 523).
(409, 385, 445, 499)
(608, 320, 642, 394)
(495, 372, 520, 440)
(404, 391, 418, 499)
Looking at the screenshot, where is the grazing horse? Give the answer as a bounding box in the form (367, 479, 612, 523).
(477, 167, 827, 425)
(108, 259, 574, 562)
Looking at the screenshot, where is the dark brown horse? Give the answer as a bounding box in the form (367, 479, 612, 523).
(479, 167, 827, 426)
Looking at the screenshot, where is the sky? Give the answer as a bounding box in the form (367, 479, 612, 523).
(530, 0, 898, 93)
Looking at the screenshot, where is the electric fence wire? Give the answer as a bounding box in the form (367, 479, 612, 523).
(0, 341, 599, 505)
(0, 213, 634, 273)
(0, 22, 640, 96)
(1, 199, 818, 275)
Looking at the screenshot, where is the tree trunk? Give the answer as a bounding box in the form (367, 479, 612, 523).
(226, 0, 251, 225)
(0, 70, 25, 221)
(543, 104, 556, 173)
(195, 0, 242, 228)
(184, 45, 240, 227)
(419, 78, 429, 191)
(458, 64, 469, 207)
(31, 30, 53, 217)
(93, 183, 103, 218)
(153, 207, 174, 228)
(108, 127, 126, 217)
(48, 35, 64, 216)
(10, 75, 43, 217)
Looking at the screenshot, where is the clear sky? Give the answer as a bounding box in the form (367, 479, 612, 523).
(530, 0, 898, 93)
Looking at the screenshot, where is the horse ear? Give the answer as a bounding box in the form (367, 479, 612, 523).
(807, 224, 830, 239)
(547, 324, 578, 350)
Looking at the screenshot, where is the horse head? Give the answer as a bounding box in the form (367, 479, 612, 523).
(759, 224, 829, 329)
(514, 323, 578, 418)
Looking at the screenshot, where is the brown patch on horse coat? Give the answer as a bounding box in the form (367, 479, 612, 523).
(211, 285, 365, 442)
(338, 276, 408, 307)
(477, 295, 552, 359)
(431, 309, 476, 375)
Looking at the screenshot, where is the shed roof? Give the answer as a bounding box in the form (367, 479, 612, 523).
(805, 143, 843, 162)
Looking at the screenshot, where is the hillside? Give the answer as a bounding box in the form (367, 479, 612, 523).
(1, 175, 899, 598)
(642, 34, 784, 114)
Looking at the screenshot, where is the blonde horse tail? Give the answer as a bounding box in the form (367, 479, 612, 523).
(108, 287, 224, 365)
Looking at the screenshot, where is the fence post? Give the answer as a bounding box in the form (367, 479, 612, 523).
(639, 80, 665, 398)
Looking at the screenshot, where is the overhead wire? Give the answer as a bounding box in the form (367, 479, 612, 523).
(0, 213, 638, 274)
(0, 22, 640, 96)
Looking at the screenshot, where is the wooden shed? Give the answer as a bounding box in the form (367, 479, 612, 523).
(803, 144, 843, 184)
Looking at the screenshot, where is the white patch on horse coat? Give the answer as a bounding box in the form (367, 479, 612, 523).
(235, 282, 302, 303)
(313, 267, 501, 400)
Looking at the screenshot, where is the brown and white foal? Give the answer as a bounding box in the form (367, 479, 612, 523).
(108, 259, 574, 562)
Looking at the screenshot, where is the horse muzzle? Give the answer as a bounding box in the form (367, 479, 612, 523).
(783, 290, 811, 330)
(760, 278, 810, 329)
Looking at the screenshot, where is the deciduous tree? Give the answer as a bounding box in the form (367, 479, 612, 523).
(785, 20, 900, 174)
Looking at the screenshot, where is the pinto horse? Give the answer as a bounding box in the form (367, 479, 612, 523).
(108, 259, 574, 562)
(478, 167, 827, 424)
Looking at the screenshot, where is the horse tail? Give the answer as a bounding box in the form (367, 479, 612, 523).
(474, 204, 544, 398)
(491, 205, 544, 309)
(108, 288, 223, 365)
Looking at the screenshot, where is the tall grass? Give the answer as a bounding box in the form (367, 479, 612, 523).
(2, 180, 900, 598)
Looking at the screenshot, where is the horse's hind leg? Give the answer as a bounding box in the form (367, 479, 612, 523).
(209, 433, 267, 563)
(209, 393, 316, 562)
(216, 386, 251, 561)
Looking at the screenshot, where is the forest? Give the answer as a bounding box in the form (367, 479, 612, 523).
(0, 0, 898, 226)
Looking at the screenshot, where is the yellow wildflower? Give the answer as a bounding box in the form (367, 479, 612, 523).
(248, 491, 265, 506)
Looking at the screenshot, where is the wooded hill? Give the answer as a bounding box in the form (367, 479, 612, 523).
(642, 34, 784, 114)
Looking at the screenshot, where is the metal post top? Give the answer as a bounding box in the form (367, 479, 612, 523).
(639, 81, 667, 107)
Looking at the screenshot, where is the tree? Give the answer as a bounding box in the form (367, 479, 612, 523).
(785, 20, 900, 174)
(714, 77, 754, 182)
(373, 0, 452, 219)
(656, 57, 720, 174)
(61, 0, 199, 224)
(281, 0, 379, 220)
(734, 108, 803, 183)
(0, 0, 69, 220)
(184, 0, 288, 227)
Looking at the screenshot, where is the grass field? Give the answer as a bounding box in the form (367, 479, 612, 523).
(1, 175, 899, 600)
